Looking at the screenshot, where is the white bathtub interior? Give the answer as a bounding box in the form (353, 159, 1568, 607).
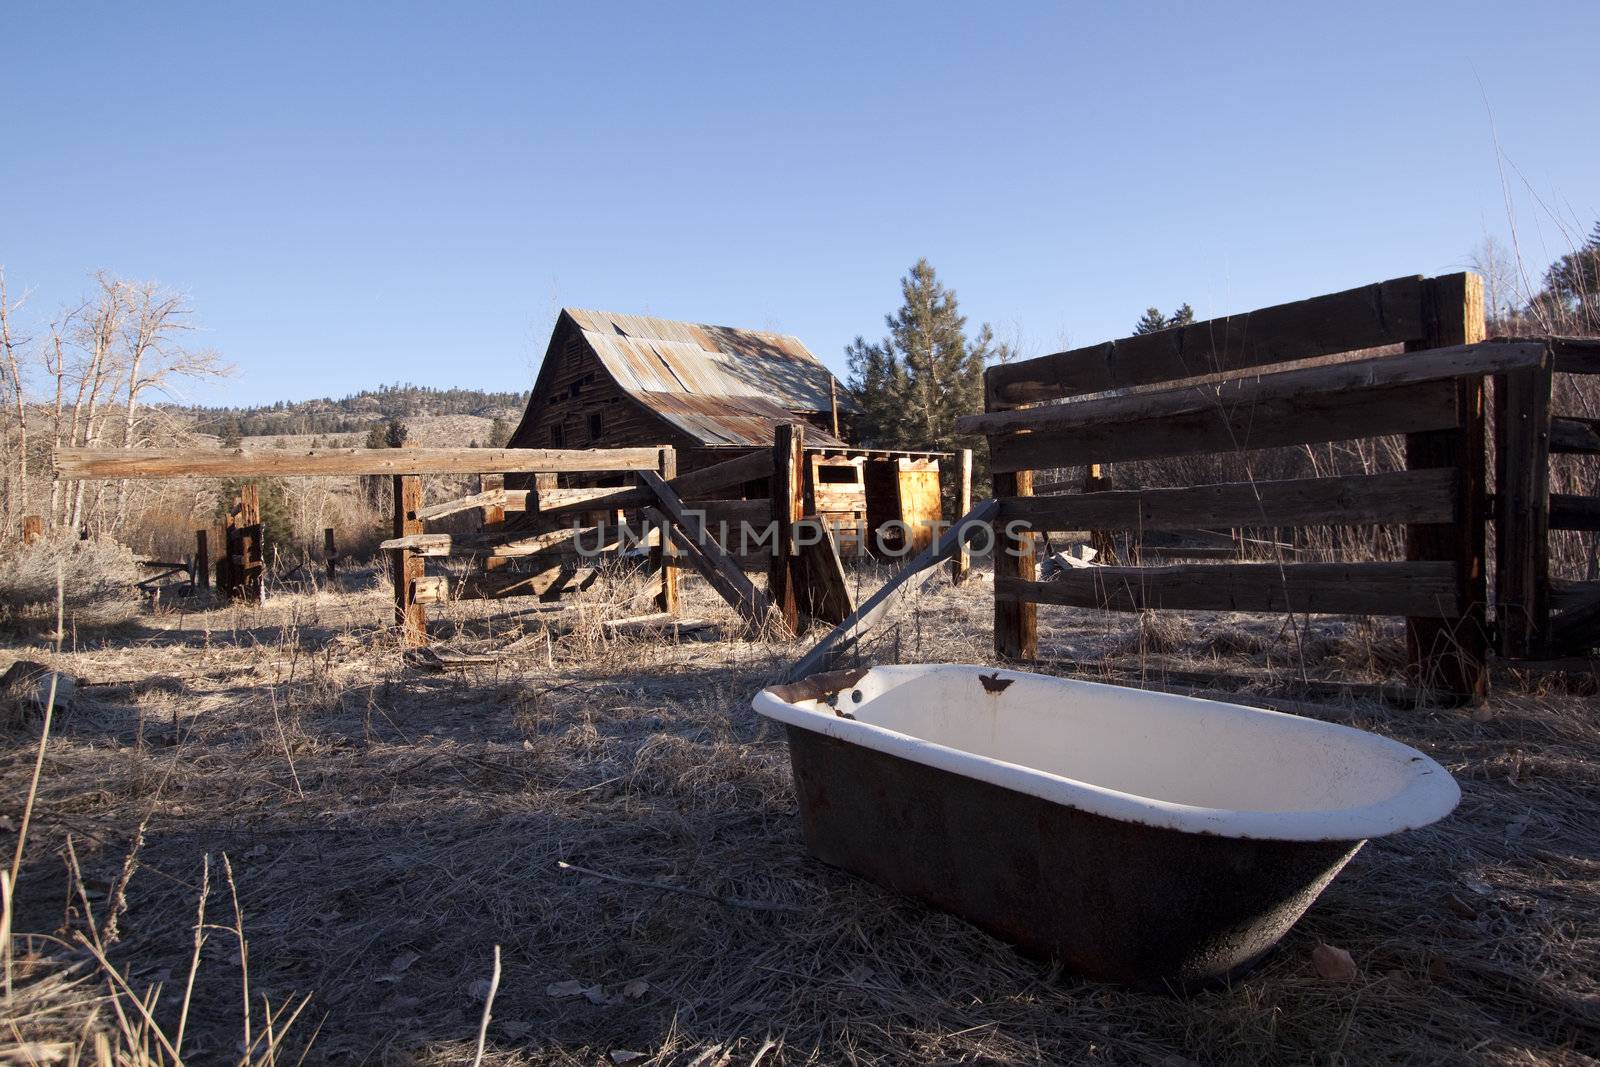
(773, 666, 1458, 831)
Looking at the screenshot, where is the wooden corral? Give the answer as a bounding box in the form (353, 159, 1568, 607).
(957, 272, 1552, 702)
(52, 433, 922, 649)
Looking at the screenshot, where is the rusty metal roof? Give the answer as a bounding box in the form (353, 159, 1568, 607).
(565, 308, 858, 446)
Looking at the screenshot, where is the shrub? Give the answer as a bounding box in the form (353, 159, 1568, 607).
(0, 533, 142, 631)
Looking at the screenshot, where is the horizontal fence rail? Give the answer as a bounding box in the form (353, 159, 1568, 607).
(984, 275, 1429, 408)
(53, 446, 665, 479)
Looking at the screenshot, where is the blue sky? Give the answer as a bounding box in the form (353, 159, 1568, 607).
(4, 1, 1597, 406)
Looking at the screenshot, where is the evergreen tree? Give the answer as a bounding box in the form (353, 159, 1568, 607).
(384, 418, 409, 448)
(488, 414, 512, 448)
(1134, 307, 1169, 334)
(1134, 304, 1196, 334)
(845, 259, 995, 452)
(363, 424, 386, 449)
(219, 417, 243, 449)
(1538, 220, 1600, 329)
(216, 478, 292, 561)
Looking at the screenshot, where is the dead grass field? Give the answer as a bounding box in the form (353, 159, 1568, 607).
(3, 566, 1599, 1065)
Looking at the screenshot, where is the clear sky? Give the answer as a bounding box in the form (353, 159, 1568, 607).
(5, 1, 1597, 406)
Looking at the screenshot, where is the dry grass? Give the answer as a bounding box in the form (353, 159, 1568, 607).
(0, 534, 143, 632)
(2, 568, 1598, 1064)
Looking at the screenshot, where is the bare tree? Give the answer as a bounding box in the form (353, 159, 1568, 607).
(1469, 235, 1522, 328)
(0, 269, 30, 537)
(110, 280, 228, 528)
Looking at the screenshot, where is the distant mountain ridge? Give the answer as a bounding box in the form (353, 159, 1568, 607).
(168, 383, 530, 438)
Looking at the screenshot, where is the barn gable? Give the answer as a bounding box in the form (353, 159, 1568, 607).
(509, 309, 855, 452)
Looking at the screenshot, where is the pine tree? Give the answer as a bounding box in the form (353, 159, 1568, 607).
(846, 259, 994, 452)
(363, 424, 386, 449)
(488, 414, 511, 448)
(219, 417, 243, 449)
(1134, 308, 1169, 334)
(384, 418, 409, 449)
(1539, 219, 1600, 329)
(1134, 304, 1196, 334)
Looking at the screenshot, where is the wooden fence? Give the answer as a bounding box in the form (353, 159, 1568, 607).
(958, 272, 1547, 700)
(1493, 337, 1600, 659)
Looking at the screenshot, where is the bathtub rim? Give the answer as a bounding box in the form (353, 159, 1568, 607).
(753, 663, 1460, 843)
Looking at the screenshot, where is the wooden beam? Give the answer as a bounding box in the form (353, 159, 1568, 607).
(53, 446, 664, 480)
(786, 501, 1000, 682)
(1550, 417, 1600, 455)
(769, 424, 804, 634)
(1494, 362, 1554, 658)
(411, 575, 449, 605)
(393, 474, 426, 647)
(993, 470, 1037, 660)
(1405, 272, 1488, 699)
(1550, 494, 1600, 531)
(194, 529, 209, 590)
(998, 561, 1460, 618)
(951, 448, 973, 584)
(796, 520, 854, 625)
(1548, 584, 1600, 657)
(654, 448, 678, 615)
(454, 563, 593, 601)
(529, 448, 776, 516)
(999, 469, 1459, 532)
(960, 341, 1543, 437)
(639, 471, 772, 628)
(1550, 336, 1600, 374)
(417, 488, 508, 521)
(987, 379, 1460, 472)
(983, 275, 1427, 408)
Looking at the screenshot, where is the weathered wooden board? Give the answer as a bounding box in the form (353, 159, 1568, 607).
(1550, 417, 1600, 455)
(988, 380, 1459, 473)
(1495, 363, 1553, 657)
(960, 341, 1544, 436)
(999, 469, 1458, 532)
(997, 561, 1460, 617)
(895, 457, 941, 555)
(640, 472, 771, 627)
(1550, 494, 1600, 531)
(1404, 272, 1488, 700)
(796, 520, 854, 625)
(530, 449, 776, 516)
(984, 275, 1427, 408)
(54, 446, 664, 480)
(417, 488, 530, 521)
(393, 475, 426, 646)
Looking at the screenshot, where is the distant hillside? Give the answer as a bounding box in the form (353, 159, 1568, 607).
(169, 383, 530, 439)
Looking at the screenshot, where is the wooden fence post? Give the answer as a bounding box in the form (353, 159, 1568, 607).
(324, 527, 337, 583)
(655, 448, 679, 614)
(951, 448, 973, 583)
(21, 515, 42, 545)
(1494, 354, 1554, 658)
(194, 529, 210, 590)
(993, 468, 1038, 660)
(393, 474, 426, 646)
(769, 424, 804, 635)
(237, 483, 263, 604)
(480, 473, 507, 572)
(1405, 272, 1488, 699)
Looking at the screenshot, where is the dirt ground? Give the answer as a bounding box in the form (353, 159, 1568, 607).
(3, 564, 1599, 1065)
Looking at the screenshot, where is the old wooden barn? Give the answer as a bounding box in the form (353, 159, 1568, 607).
(507, 308, 961, 555)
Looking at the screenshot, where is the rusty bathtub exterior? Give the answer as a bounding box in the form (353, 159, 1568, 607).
(755, 665, 1458, 986)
